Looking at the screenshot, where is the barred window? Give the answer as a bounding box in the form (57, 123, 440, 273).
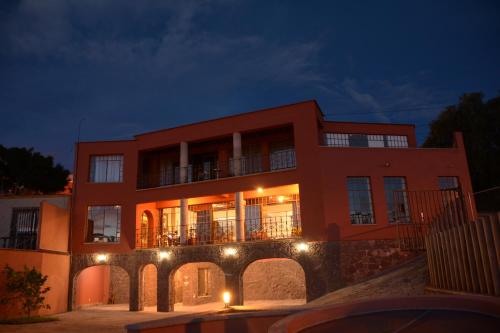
(386, 135, 408, 148)
(86, 205, 121, 243)
(324, 133, 349, 147)
(324, 133, 408, 148)
(90, 155, 123, 183)
(384, 177, 409, 223)
(347, 177, 375, 224)
(439, 176, 460, 190)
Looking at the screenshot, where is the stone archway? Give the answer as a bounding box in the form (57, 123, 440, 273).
(242, 258, 306, 306)
(141, 264, 158, 310)
(169, 262, 226, 311)
(73, 265, 130, 310)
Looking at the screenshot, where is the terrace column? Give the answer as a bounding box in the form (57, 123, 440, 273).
(180, 141, 188, 183)
(233, 132, 242, 176)
(235, 192, 245, 242)
(180, 198, 189, 245)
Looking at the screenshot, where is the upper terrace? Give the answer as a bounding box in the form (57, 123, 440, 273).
(137, 125, 296, 189)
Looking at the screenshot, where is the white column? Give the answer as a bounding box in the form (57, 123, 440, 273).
(180, 141, 188, 183)
(233, 132, 242, 176)
(180, 199, 189, 244)
(235, 192, 245, 241)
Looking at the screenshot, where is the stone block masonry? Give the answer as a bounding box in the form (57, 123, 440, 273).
(69, 239, 415, 312)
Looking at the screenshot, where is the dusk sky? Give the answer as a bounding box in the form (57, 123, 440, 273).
(1, 0, 499, 170)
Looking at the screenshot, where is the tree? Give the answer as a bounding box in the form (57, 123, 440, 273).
(1, 265, 51, 318)
(0, 145, 69, 195)
(423, 93, 500, 211)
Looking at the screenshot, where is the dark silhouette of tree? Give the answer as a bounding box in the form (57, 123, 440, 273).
(423, 93, 500, 211)
(0, 145, 69, 195)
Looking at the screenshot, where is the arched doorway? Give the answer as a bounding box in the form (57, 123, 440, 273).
(171, 262, 225, 311)
(141, 264, 157, 310)
(74, 265, 130, 310)
(243, 258, 306, 307)
(139, 210, 155, 248)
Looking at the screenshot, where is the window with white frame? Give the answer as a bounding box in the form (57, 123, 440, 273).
(89, 155, 123, 183)
(324, 133, 408, 148)
(438, 176, 460, 190)
(86, 205, 121, 243)
(347, 177, 375, 224)
(384, 177, 409, 223)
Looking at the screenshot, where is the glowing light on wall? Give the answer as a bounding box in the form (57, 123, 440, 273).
(159, 251, 171, 261)
(277, 195, 285, 203)
(223, 247, 238, 257)
(96, 254, 108, 263)
(295, 242, 309, 253)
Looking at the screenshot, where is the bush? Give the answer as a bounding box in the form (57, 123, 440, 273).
(1, 265, 51, 318)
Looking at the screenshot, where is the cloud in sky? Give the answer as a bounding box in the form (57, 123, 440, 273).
(1, 0, 499, 168)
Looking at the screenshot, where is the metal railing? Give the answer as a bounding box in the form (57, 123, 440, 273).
(135, 215, 302, 249)
(137, 149, 296, 189)
(0, 234, 38, 250)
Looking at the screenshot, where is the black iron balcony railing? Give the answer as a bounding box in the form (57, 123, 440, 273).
(137, 148, 296, 189)
(135, 215, 301, 249)
(0, 234, 38, 250)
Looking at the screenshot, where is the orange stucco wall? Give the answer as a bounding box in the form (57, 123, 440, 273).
(0, 249, 69, 319)
(39, 201, 70, 252)
(74, 265, 111, 307)
(71, 100, 474, 254)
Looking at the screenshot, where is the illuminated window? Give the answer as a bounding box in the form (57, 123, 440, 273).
(86, 205, 121, 243)
(89, 155, 123, 183)
(347, 177, 375, 224)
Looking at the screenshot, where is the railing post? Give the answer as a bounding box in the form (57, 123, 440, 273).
(233, 132, 242, 176)
(180, 141, 188, 183)
(180, 199, 188, 245)
(235, 192, 245, 242)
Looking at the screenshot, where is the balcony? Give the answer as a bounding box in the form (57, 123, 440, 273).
(136, 216, 301, 249)
(135, 185, 301, 249)
(137, 148, 296, 189)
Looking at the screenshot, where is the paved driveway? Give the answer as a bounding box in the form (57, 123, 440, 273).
(0, 300, 304, 333)
(0, 304, 207, 333)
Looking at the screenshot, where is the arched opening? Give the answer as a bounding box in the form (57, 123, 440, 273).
(243, 258, 306, 307)
(141, 264, 157, 310)
(139, 210, 155, 248)
(171, 262, 225, 311)
(74, 265, 130, 310)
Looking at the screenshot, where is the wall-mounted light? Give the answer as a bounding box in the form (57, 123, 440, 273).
(257, 187, 264, 194)
(223, 291, 231, 308)
(223, 247, 238, 257)
(277, 195, 285, 203)
(159, 251, 171, 261)
(96, 254, 108, 263)
(295, 242, 309, 253)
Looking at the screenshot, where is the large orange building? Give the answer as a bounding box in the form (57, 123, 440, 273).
(70, 100, 474, 312)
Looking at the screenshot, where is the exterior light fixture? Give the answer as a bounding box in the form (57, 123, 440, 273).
(257, 187, 264, 194)
(223, 291, 231, 308)
(223, 247, 238, 257)
(96, 254, 108, 263)
(278, 195, 285, 203)
(159, 251, 171, 261)
(296, 242, 309, 253)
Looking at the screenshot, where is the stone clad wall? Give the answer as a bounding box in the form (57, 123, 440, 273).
(340, 239, 416, 284)
(243, 258, 306, 300)
(69, 239, 417, 312)
(142, 264, 157, 307)
(173, 262, 225, 306)
(110, 265, 129, 304)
